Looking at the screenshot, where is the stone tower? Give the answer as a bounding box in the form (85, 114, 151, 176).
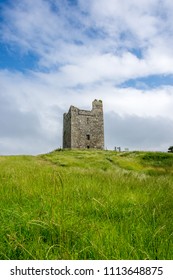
(63, 99, 104, 149)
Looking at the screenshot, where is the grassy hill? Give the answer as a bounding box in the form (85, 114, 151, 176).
(0, 149, 173, 260)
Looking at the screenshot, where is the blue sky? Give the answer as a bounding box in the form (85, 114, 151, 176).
(120, 74, 173, 90)
(0, 0, 173, 154)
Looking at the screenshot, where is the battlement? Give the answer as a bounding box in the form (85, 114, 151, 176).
(92, 99, 103, 109)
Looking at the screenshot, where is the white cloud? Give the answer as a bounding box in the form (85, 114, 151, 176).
(0, 0, 173, 154)
(1, 66, 173, 153)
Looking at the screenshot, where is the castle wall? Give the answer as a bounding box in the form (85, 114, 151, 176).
(63, 111, 71, 148)
(63, 100, 104, 149)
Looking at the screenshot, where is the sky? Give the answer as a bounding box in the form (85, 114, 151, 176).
(1, 0, 173, 154)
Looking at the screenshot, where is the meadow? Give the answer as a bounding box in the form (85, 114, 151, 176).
(0, 149, 173, 260)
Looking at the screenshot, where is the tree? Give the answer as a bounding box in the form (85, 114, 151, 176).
(168, 146, 173, 153)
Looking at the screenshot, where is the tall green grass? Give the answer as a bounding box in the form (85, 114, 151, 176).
(0, 150, 173, 259)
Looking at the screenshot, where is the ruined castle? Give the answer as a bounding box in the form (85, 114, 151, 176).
(63, 99, 104, 149)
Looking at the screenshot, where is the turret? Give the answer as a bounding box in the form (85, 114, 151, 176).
(92, 99, 103, 110)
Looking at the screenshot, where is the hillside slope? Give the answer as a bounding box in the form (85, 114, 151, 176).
(0, 150, 173, 259)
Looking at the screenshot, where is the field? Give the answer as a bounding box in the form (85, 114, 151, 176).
(0, 149, 173, 260)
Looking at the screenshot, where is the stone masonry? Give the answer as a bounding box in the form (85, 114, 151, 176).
(63, 99, 104, 149)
